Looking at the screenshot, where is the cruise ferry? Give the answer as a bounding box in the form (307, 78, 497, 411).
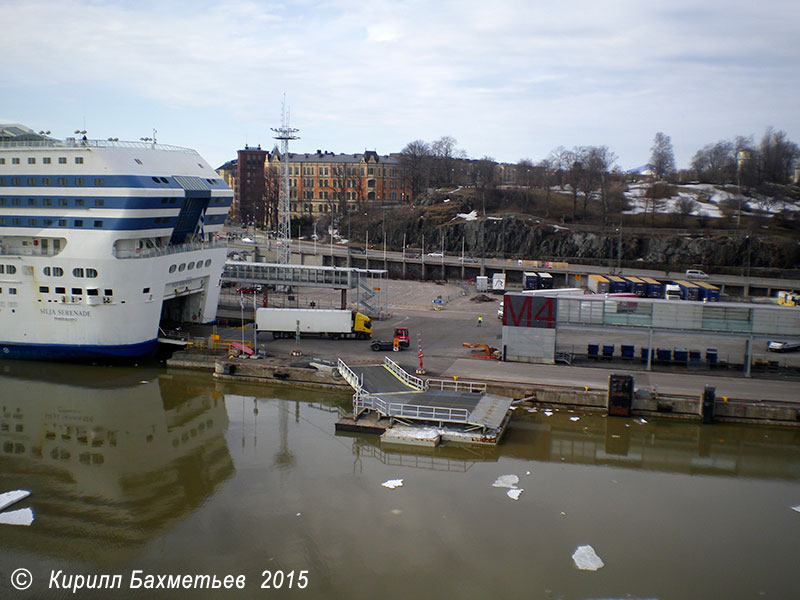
(0, 123, 233, 360)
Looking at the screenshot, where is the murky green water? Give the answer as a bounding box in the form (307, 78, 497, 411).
(1, 361, 798, 599)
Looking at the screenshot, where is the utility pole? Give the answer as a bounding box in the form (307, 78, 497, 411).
(271, 96, 299, 265)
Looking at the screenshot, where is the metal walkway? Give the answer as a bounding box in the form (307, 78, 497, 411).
(338, 357, 513, 432)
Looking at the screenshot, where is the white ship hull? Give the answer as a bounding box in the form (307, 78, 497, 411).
(0, 124, 233, 360)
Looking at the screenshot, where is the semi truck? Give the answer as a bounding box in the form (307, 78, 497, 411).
(605, 275, 629, 294)
(623, 276, 647, 297)
(255, 308, 373, 340)
(522, 271, 539, 290)
(537, 272, 554, 289)
(694, 280, 720, 302)
(675, 280, 700, 301)
(664, 284, 682, 300)
(587, 274, 610, 294)
(640, 277, 663, 298)
(492, 273, 506, 294)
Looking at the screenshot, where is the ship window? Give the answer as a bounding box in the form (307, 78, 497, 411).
(71, 288, 82, 294)
(28, 178, 36, 185)
(161, 198, 168, 204)
(58, 157, 66, 164)
(59, 220, 66, 226)
(0, 199, 4, 205)
(105, 289, 113, 296)
(134, 158, 142, 165)
(93, 220, 103, 228)
(12, 198, 20, 206)
(12, 218, 20, 225)
(58, 177, 67, 185)
(75, 178, 84, 185)
(178, 263, 186, 272)
(152, 177, 160, 183)
(9, 288, 16, 295)
(0, 159, 4, 165)
(86, 268, 97, 278)
(7, 266, 16, 274)
(94, 178, 104, 186)
(74, 220, 83, 227)
(160, 177, 169, 183)
(187, 262, 195, 270)
(28, 157, 36, 164)
(39, 286, 49, 293)
(73, 268, 84, 277)
(75, 157, 84, 164)
(95, 199, 104, 206)
(55, 286, 65, 294)
(43, 157, 51, 164)
(44, 219, 53, 226)
(12, 158, 20, 165)
(12, 178, 20, 185)
(0, 218, 5, 225)
(169, 265, 176, 273)
(87, 288, 99, 296)
(76, 199, 84, 206)
(169, 198, 176, 203)
(28, 218, 36, 226)
(53, 267, 63, 276)
(43, 177, 51, 185)
(58, 199, 67, 206)
(43, 267, 51, 276)
(28, 198, 36, 206)
(205, 259, 212, 267)
(142, 287, 150, 294)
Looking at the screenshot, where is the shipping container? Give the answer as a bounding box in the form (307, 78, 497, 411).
(640, 277, 663, 298)
(522, 271, 539, 290)
(492, 273, 506, 294)
(694, 280, 720, 302)
(605, 275, 629, 293)
(256, 308, 372, 339)
(537, 272, 554, 289)
(675, 280, 700, 301)
(587, 274, 610, 294)
(622, 276, 647, 297)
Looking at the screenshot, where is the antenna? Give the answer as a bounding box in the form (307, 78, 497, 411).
(270, 95, 300, 265)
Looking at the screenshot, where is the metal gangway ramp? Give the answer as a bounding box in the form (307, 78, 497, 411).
(337, 357, 513, 433)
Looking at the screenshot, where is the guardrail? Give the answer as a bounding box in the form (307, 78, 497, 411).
(383, 356, 425, 390)
(354, 394, 470, 424)
(427, 378, 487, 393)
(337, 358, 363, 394)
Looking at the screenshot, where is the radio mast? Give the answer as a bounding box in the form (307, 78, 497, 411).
(271, 97, 299, 265)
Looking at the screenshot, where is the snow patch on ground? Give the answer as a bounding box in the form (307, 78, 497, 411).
(456, 210, 478, 221)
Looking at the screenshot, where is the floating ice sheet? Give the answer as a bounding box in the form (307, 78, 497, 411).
(791, 505, 800, 513)
(507, 489, 523, 501)
(0, 490, 30, 512)
(572, 545, 604, 571)
(492, 475, 519, 489)
(381, 479, 404, 490)
(544, 410, 554, 417)
(570, 416, 580, 422)
(0, 508, 34, 526)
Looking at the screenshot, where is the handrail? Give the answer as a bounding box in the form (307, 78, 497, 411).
(354, 394, 470, 424)
(383, 356, 425, 390)
(337, 358, 362, 394)
(427, 378, 487, 393)
(115, 239, 226, 259)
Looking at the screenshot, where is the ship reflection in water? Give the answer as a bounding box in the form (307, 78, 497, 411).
(0, 362, 233, 565)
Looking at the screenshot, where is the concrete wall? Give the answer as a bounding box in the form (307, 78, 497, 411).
(502, 326, 556, 364)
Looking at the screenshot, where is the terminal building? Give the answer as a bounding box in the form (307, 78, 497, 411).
(500, 292, 800, 373)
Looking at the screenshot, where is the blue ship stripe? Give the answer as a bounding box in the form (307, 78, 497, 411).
(0, 195, 232, 210)
(0, 174, 231, 189)
(0, 212, 227, 231)
(0, 339, 158, 360)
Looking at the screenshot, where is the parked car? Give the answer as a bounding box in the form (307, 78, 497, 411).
(350, 245, 366, 254)
(404, 251, 420, 258)
(684, 269, 709, 279)
(460, 256, 478, 263)
(236, 285, 262, 293)
(767, 341, 800, 353)
(427, 252, 443, 258)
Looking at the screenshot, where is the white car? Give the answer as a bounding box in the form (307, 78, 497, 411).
(427, 252, 443, 258)
(684, 269, 709, 279)
(767, 341, 800, 353)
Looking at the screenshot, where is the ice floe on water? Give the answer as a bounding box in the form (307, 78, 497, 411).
(0, 490, 34, 526)
(572, 545, 604, 571)
(570, 416, 580, 422)
(0, 490, 30, 512)
(492, 475, 524, 500)
(791, 505, 800, 513)
(492, 475, 519, 489)
(544, 410, 554, 417)
(381, 479, 404, 490)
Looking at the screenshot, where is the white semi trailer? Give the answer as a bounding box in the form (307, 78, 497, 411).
(255, 308, 373, 340)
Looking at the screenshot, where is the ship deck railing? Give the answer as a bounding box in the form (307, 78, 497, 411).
(115, 239, 227, 259)
(0, 139, 197, 153)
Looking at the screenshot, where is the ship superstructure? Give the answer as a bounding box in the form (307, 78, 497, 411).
(0, 123, 232, 359)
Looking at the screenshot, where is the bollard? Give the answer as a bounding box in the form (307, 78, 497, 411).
(607, 374, 634, 417)
(701, 385, 716, 424)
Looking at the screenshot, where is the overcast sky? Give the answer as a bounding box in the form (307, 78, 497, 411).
(3, 0, 799, 171)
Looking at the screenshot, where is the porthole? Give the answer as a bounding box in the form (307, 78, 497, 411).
(204, 259, 212, 267)
(169, 264, 177, 273)
(178, 263, 186, 272)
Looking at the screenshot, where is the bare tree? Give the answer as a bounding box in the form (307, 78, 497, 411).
(400, 140, 431, 201)
(675, 196, 698, 224)
(430, 136, 462, 187)
(759, 127, 799, 184)
(650, 132, 676, 180)
(691, 140, 736, 184)
(537, 157, 555, 218)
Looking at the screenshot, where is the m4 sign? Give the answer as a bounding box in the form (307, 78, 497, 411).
(502, 294, 557, 329)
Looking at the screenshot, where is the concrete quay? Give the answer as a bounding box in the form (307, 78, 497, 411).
(174, 279, 800, 425)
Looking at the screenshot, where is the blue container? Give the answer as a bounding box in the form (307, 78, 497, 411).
(602, 344, 615, 359)
(673, 348, 688, 364)
(689, 350, 702, 363)
(640, 347, 653, 362)
(706, 348, 718, 365)
(621, 344, 635, 359)
(657, 348, 672, 361)
(587, 343, 599, 359)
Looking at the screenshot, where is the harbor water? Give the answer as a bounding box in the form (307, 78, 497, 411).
(1, 361, 799, 599)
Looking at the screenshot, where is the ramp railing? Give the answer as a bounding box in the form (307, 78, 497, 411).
(354, 394, 470, 424)
(383, 356, 426, 391)
(427, 378, 487, 393)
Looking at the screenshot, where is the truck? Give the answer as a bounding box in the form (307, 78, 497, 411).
(605, 275, 629, 294)
(640, 277, 663, 298)
(476, 276, 489, 293)
(522, 271, 539, 290)
(587, 274, 610, 294)
(537, 272, 554, 289)
(255, 308, 372, 340)
(694, 280, 720, 302)
(492, 273, 506, 294)
(664, 283, 682, 300)
(675, 280, 700, 301)
(622, 276, 647, 297)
